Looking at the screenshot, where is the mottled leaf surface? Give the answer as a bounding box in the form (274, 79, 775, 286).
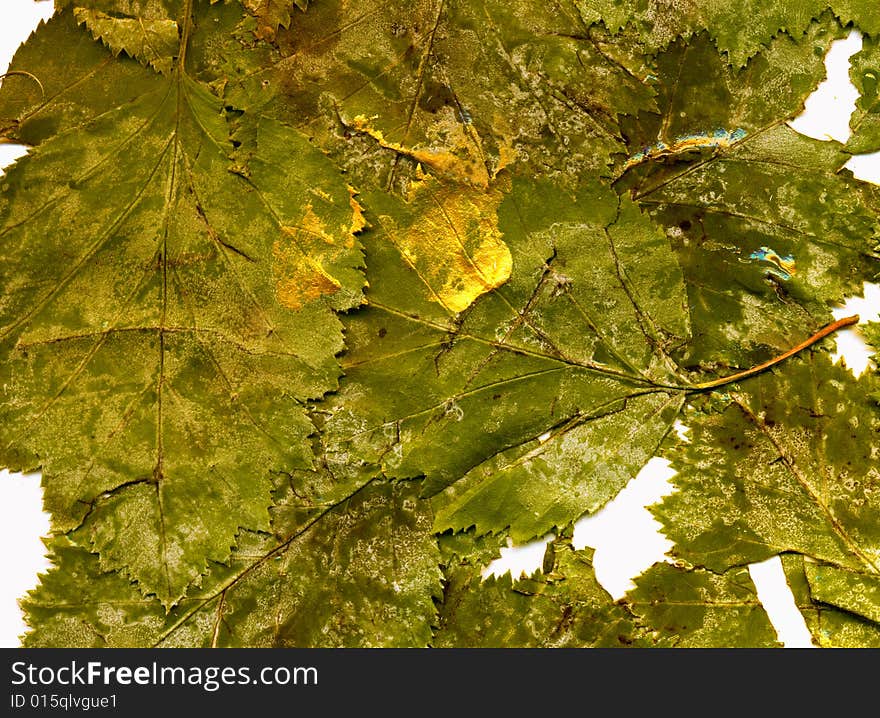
(325, 176, 689, 542)
(7, 0, 880, 649)
(0, 12, 160, 144)
(73, 8, 179, 74)
(434, 536, 644, 647)
(616, 29, 880, 370)
(782, 554, 880, 647)
(625, 562, 779, 647)
(657, 352, 880, 578)
(577, 1, 880, 66)
(0, 6, 365, 605)
(222, 0, 657, 186)
(804, 562, 880, 624)
(23, 480, 441, 647)
(848, 35, 880, 154)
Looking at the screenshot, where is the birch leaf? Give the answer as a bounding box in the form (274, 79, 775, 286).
(0, 5, 365, 606)
(223, 0, 657, 185)
(73, 8, 180, 74)
(624, 562, 779, 647)
(616, 28, 880, 370)
(241, 0, 304, 40)
(804, 562, 880, 625)
(656, 352, 880, 577)
(781, 554, 880, 647)
(324, 175, 689, 542)
(576, 1, 880, 67)
(433, 536, 645, 647)
(848, 35, 880, 154)
(21, 480, 441, 647)
(0, 11, 160, 144)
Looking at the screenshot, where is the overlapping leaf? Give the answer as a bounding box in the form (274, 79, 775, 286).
(323, 175, 689, 542)
(848, 35, 880, 154)
(577, 0, 880, 66)
(73, 7, 180, 74)
(434, 536, 645, 647)
(657, 352, 880, 581)
(624, 562, 779, 647)
(5, 1, 880, 648)
(220, 0, 657, 187)
(615, 28, 880, 370)
(0, 12, 159, 144)
(0, 5, 365, 605)
(782, 554, 880, 647)
(22, 479, 441, 647)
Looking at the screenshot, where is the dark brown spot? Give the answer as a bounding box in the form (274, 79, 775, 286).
(418, 79, 456, 113)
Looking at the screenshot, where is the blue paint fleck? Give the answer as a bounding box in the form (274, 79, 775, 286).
(749, 246, 796, 280)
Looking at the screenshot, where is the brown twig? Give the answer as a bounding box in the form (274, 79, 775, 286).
(687, 314, 860, 391)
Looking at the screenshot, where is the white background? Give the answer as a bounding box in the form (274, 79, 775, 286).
(1, 1, 879, 647)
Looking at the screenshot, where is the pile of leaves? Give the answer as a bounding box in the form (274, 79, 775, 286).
(2, 0, 879, 648)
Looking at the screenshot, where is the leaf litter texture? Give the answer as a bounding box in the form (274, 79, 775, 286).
(614, 23, 880, 371)
(0, 3, 366, 606)
(217, 0, 659, 187)
(2, 1, 880, 646)
(576, 0, 880, 67)
(22, 478, 441, 647)
(657, 351, 880, 635)
(323, 174, 691, 543)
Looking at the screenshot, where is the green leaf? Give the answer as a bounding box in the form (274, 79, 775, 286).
(0, 11, 161, 145)
(0, 10, 365, 606)
(656, 352, 880, 576)
(241, 0, 304, 40)
(804, 562, 880, 624)
(781, 553, 880, 647)
(324, 175, 689, 542)
(72, 8, 180, 74)
(223, 0, 657, 185)
(9, 0, 880, 650)
(22, 479, 441, 647)
(866, 322, 880, 372)
(624, 562, 780, 647)
(576, 1, 880, 67)
(848, 35, 880, 154)
(616, 28, 880, 370)
(433, 535, 645, 647)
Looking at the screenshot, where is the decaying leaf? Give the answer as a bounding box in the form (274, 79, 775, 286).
(365, 172, 512, 313)
(616, 28, 880, 370)
(22, 479, 441, 647)
(576, 0, 880, 67)
(848, 35, 880, 154)
(434, 535, 646, 647)
(781, 554, 880, 647)
(3, 1, 880, 648)
(624, 562, 780, 647)
(222, 0, 657, 186)
(0, 5, 365, 606)
(324, 175, 689, 542)
(657, 352, 880, 581)
(73, 8, 180, 74)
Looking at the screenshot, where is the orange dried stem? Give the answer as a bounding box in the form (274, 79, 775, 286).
(689, 314, 860, 391)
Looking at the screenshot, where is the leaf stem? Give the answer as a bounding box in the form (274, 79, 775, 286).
(687, 314, 859, 391)
(0, 71, 44, 97)
(177, 0, 195, 70)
